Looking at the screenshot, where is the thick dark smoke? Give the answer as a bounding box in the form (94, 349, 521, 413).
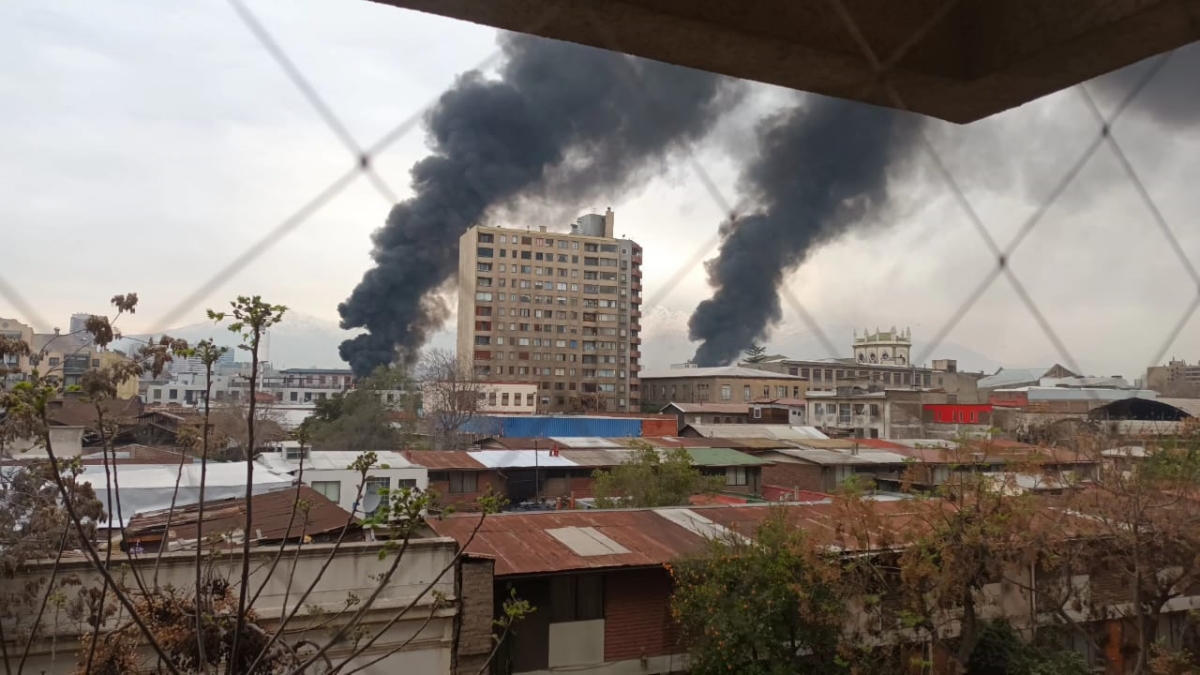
(687, 98, 922, 366)
(338, 33, 738, 376)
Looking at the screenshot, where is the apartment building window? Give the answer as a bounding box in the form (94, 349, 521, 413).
(726, 467, 749, 486)
(812, 370, 822, 382)
(476, 247, 493, 258)
(475, 292, 492, 302)
(169, 389, 178, 400)
(839, 404, 852, 425)
(152, 389, 162, 400)
(501, 393, 510, 406)
(762, 385, 770, 398)
(312, 481, 341, 503)
(290, 391, 298, 402)
(478, 233, 494, 243)
(801, 367, 810, 377)
(48, 357, 61, 367)
(721, 385, 732, 401)
(499, 235, 507, 244)
(743, 385, 751, 401)
(788, 367, 798, 376)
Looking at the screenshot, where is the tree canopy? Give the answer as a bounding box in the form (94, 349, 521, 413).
(742, 343, 768, 363)
(300, 366, 416, 451)
(591, 441, 722, 508)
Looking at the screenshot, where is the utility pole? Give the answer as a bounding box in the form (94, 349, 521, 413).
(534, 436, 540, 505)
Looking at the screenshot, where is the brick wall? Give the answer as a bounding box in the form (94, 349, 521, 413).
(604, 568, 680, 662)
(454, 556, 495, 675)
(429, 471, 507, 512)
(762, 461, 828, 493)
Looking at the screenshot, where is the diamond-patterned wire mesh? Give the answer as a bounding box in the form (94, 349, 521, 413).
(4, 0, 1198, 389)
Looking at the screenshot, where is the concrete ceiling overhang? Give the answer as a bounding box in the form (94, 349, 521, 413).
(370, 0, 1200, 123)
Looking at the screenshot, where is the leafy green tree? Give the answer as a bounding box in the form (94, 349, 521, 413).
(300, 366, 416, 451)
(670, 509, 846, 675)
(591, 441, 722, 508)
(742, 343, 768, 363)
(967, 621, 1090, 675)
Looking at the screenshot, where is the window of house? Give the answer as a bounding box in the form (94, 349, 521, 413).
(743, 385, 751, 401)
(762, 385, 770, 398)
(752, 406, 762, 419)
(726, 467, 749, 486)
(720, 385, 731, 401)
(312, 481, 341, 503)
(48, 357, 61, 367)
(449, 472, 479, 494)
(290, 391, 298, 402)
(501, 393, 510, 406)
(168, 389, 178, 400)
(550, 574, 604, 622)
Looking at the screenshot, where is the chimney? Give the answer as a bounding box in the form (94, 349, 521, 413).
(604, 207, 615, 238)
(538, 225, 547, 232)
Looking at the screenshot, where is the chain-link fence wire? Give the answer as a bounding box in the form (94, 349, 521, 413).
(4, 0, 1197, 392)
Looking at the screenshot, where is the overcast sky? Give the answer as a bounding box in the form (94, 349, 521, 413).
(3, 0, 1199, 379)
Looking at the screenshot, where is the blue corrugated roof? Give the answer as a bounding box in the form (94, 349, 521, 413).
(458, 415, 642, 438)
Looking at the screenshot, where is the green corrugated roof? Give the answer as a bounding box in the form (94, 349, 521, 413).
(682, 447, 771, 466)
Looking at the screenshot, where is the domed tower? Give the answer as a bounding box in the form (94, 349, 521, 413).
(853, 326, 912, 366)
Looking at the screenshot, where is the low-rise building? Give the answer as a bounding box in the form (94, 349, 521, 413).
(406, 446, 772, 510)
(659, 401, 754, 427)
(739, 330, 985, 402)
(640, 365, 807, 408)
(257, 448, 428, 518)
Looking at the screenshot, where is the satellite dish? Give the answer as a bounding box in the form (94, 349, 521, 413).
(362, 486, 382, 515)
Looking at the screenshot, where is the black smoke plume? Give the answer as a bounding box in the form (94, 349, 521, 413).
(338, 34, 739, 376)
(688, 98, 922, 366)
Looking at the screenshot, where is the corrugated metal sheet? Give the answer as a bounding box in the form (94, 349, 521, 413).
(641, 418, 678, 437)
(686, 424, 830, 440)
(502, 416, 643, 438)
(406, 451, 487, 470)
(126, 485, 354, 546)
(559, 449, 634, 467)
(683, 448, 772, 466)
(471, 450, 580, 469)
(551, 436, 626, 449)
(429, 509, 709, 576)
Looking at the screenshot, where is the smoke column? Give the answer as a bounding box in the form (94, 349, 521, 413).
(687, 98, 922, 366)
(338, 34, 739, 376)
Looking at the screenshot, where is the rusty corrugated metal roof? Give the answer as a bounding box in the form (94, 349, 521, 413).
(406, 451, 487, 470)
(429, 499, 1092, 577)
(125, 484, 354, 545)
(429, 509, 709, 576)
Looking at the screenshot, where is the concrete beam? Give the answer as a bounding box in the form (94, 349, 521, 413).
(369, 0, 1200, 123)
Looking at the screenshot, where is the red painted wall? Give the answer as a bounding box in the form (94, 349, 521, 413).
(604, 568, 680, 662)
(641, 418, 679, 436)
(923, 403, 993, 424)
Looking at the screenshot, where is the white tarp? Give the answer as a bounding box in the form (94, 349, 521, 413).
(78, 463, 293, 527)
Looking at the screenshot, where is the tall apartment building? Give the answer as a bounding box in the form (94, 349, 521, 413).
(457, 209, 643, 413)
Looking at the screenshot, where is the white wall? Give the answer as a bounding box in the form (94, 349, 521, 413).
(300, 467, 429, 515)
(11, 538, 461, 675)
